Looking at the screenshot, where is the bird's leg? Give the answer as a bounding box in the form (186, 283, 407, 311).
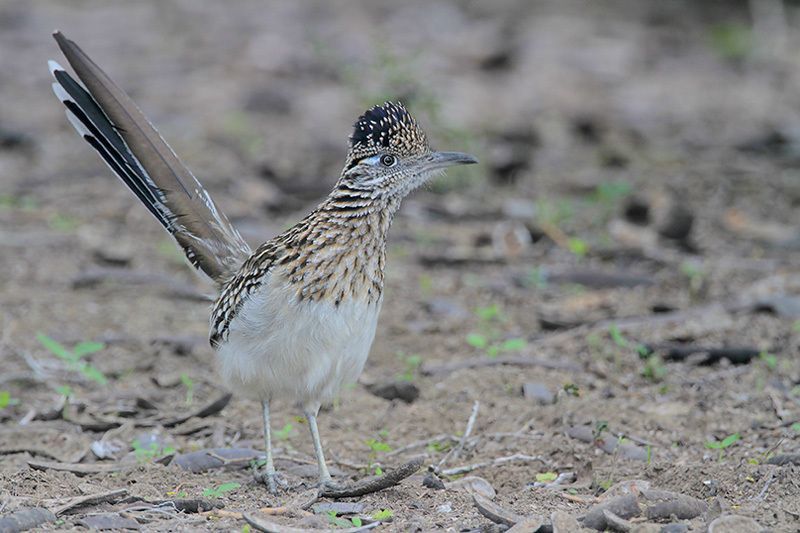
(258, 399, 279, 493)
(304, 407, 334, 486)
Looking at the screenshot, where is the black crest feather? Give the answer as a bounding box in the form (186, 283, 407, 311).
(346, 102, 428, 167)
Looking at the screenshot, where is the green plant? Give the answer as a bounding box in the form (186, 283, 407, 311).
(275, 423, 295, 440)
(680, 261, 705, 299)
(563, 383, 581, 397)
(37, 333, 107, 385)
(202, 482, 240, 498)
(397, 353, 423, 381)
(372, 509, 394, 521)
(641, 355, 668, 382)
(792, 422, 800, 433)
(593, 420, 609, 442)
(180, 373, 194, 405)
(709, 22, 752, 61)
(55, 385, 73, 398)
(0, 391, 19, 409)
(759, 351, 778, 371)
(48, 213, 79, 232)
(132, 440, 175, 462)
(535, 471, 558, 483)
(705, 433, 741, 462)
(365, 438, 392, 475)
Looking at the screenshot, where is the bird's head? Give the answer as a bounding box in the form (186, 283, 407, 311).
(340, 102, 477, 199)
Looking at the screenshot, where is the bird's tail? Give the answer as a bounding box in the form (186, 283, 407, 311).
(49, 31, 250, 283)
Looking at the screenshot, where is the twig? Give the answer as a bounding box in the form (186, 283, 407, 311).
(318, 456, 423, 498)
(472, 494, 525, 527)
(28, 460, 130, 476)
(754, 467, 777, 501)
(440, 453, 546, 476)
(244, 511, 379, 533)
(50, 488, 128, 515)
(435, 401, 479, 471)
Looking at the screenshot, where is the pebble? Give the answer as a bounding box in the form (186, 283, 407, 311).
(708, 514, 763, 533)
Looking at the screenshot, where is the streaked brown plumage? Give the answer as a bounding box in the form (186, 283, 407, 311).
(49, 32, 477, 492)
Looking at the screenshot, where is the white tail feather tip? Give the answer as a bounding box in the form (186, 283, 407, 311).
(48, 60, 64, 77)
(65, 109, 91, 138)
(51, 82, 73, 104)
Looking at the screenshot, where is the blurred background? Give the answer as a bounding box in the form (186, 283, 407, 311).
(2, 0, 800, 530)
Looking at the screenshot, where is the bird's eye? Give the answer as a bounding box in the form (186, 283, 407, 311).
(380, 154, 397, 167)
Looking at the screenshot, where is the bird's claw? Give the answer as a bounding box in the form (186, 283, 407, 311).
(254, 467, 287, 494)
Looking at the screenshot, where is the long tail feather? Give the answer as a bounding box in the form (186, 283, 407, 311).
(49, 32, 250, 282)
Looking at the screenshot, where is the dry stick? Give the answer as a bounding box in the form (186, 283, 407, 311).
(51, 488, 128, 515)
(244, 512, 379, 533)
(318, 456, 424, 499)
(754, 467, 777, 501)
(435, 401, 479, 472)
(440, 453, 546, 477)
(28, 460, 131, 476)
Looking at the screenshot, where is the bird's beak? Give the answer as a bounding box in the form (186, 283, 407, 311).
(426, 151, 479, 170)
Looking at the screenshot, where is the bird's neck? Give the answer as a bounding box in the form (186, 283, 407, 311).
(281, 185, 399, 304)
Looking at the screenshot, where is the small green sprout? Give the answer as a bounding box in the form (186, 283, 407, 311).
(759, 352, 777, 371)
(563, 383, 580, 397)
(535, 472, 558, 483)
(398, 353, 423, 381)
(475, 304, 501, 321)
(567, 237, 588, 257)
(56, 385, 73, 398)
(791, 422, 800, 433)
(365, 438, 392, 453)
(0, 391, 19, 409)
(705, 433, 741, 461)
(275, 423, 294, 440)
(37, 333, 107, 385)
(466, 333, 488, 349)
(132, 440, 175, 462)
(372, 509, 394, 521)
(180, 373, 194, 405)
(202, 482, 240, 498)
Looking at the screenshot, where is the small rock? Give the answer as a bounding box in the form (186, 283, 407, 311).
(506, 515, 545, 532)
(582, 494, 641, 531)
(78, 513, 140, 530)
(312, 502, 365, 515)
(445, 476, 496, 500)
(603, 509, 632, 532)
(551, 510, 582, 533)
(659, 524, 688, 533)
(423, 471, 446, 490)
(365, 381, 420, 403)
(600, 479, 651, 500)
(0, 507, 56, 533)
(522, 382, 556, 405)
(437, 502, 453, 513)
(708, 514, 763, 533)
(630, 525, 663, 533)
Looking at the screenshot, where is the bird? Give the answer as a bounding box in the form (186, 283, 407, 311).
(48, 31, 477, 493)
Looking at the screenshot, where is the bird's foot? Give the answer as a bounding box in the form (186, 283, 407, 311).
(253, 467, 287, 494)
(318, 478, 347, 492)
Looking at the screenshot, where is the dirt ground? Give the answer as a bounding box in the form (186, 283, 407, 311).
(2, 0, 800, 531)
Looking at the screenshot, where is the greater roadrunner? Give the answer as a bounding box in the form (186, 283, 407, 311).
(49, 32, 477, 492)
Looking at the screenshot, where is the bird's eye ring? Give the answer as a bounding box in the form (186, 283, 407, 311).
(380, 154, 397, 167)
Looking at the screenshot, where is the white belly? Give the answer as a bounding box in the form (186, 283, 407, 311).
(215, 273, 382, 409)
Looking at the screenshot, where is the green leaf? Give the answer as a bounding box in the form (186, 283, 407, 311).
(351, 517, 362, 527)
(720, 433, 741, 448)
(0, 391, 12, 408)
(791, 422, 800, 433)
(56, 385, 72, 397)
(501, 338, 526, 352)
(372, 508, 394, 521)
(475, 304, 500, 321)
(567, 237, 588, 257)
(79, 363, 108, 385)
(72, 341, 105, 358)
(466, 333, 488, 349)
(486, 345, 500, 358)
(365, 438, 391, 453)
(37, 333, 73, 361)
(535, 471, 558, 482)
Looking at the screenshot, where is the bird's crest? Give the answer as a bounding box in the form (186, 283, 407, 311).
(346, 102, 429, 168)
